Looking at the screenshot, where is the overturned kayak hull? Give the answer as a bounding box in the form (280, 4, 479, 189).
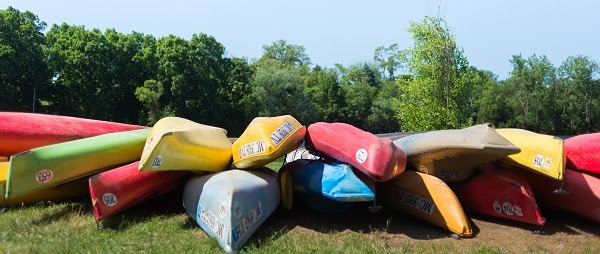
(394, 124, 519, 182)
(282, 160, 374, 213)
(527, 168, 600, 223)
(233, 115, 306, 169)
(0, 112, 144, 156)
(89, 161, 189, 220)
(5, 128, 150, 200)
(497, 129, 565, 180)
(305, 122, 406, 182)
(453, 163, 545, 226)
(1, 162, 88, 206)
(139, 117, 232, 173)
(380, 171, 472, 237)
(183, 169, 280, 252)
(565, 133, 600, 176)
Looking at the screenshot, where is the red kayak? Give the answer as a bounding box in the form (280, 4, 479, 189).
(565, 133, 600, 176)
(89, 161, 188, 221)
(0, 112, 145, 156)
(527, 168, 600, 223)
(305, 122, 407, 182)
(453, 163, 545, 226)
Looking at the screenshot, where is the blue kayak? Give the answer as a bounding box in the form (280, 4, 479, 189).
(183, 169, 280, 253)
(282, 160, 375, 213)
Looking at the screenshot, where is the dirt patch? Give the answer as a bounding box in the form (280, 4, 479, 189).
(257, 203, 599, 253)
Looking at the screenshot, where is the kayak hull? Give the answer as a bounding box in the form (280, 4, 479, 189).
(139, 117, 232, 173)
(565, 133, 600, 176)
(380, 171, 472, 237)
(0, 112, 144, 156)
(233, 115, 306, 169)
(453, 163, 545, 226)
(305, 122, 406, 182)
(89, 161, 189, 220)
(183, 169, 280, 253)
(5, 128, 150, 199)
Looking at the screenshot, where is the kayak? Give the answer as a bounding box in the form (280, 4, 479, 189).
(183, 169, 279, 253)
(232, 115, 306, 169)
(379, 171, 472, 237)
(394, 124, 520, 182)
(453, 163, 545, 226)
(5, 128, 150, 200)
(285, 147, 321, 163)
(1, 162, 88, 206)
(496, 128, 565, 180)
(138, 117, 232, 173)
(565, 133, 600, 176)
(527, 168, 600, 223)
(0, 112, 145, 156)
(89, 161, 189, 221)
(305, 122, 406, 182)
(281, 160, 375, 213)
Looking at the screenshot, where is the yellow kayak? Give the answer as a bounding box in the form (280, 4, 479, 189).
(232, 115, 306, 169)
(1, 162, 88, 206)
(139, 117, 232, 173)
(496, 129, 565, 180)
(380, 171, 472, 237)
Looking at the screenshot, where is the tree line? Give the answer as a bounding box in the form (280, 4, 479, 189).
(1, 7, 599, 136)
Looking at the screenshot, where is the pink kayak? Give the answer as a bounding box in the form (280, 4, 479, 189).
(89, 161, 188, 221)
(453, 163, 545, 226)
(0, 112, 145, 156)
(527, 168, 600, 224)
(305, 122, 407, 182)
(565, 133, 600, 176)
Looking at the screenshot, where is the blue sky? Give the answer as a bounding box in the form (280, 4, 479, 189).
(2, 1, 598, 79)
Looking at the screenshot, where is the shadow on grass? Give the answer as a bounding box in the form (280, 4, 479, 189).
(29, 201, 93, 226)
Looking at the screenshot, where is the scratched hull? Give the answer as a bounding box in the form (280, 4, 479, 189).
(393, 124, 519, 182)
(182, 169, 280, 252)
(281, 160, 375, 213)
(380, 171, 472, 237)
(232, 115, 306, 169)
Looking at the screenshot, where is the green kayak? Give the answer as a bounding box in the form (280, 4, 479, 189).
(5, 128, 150, 201)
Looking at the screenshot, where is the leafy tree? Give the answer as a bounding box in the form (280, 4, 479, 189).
(135, 79, 164, 125)
(0, 7, 50, 111)
(255, 40, 311, 69)
(396, 16, 471, 131)
(555, 56, 600, 134)
(367, 80, 401, 133)
(303, 66, 345, 122)
(374, 43, 401, 80)
(504, 54, 557, 133)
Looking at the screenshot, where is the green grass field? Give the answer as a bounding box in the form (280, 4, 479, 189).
(0, 158, 597, 253)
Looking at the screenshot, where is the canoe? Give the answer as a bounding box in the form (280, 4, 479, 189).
(305, 122, 406, 182)
(232, 115, 306, 169)
(565, 133, 600, 176)
(138, 117, 232, 173)
(453, 163, 545, 226)
(285, 147, 321, 163)
(394, 124, 520, 182)
(496, 128, 565, 180)
(1, 162, 88, 206)
(527, 168, 600, 223)
(380, 171, 472, 237)
(0, 112, 145, 156)
(183, 169, 279, 253)
(281, 160, 375, 213)
(5, 128, 150, 200)
(89, 161, 189, 221)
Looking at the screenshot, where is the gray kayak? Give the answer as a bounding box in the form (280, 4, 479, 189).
(393, 123, 520, 182)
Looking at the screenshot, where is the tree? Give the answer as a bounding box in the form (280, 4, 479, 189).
(374, 43, 401, 80)
(256, 40, 311, 69)
(0, 7, 50, 111)
(504, 54, 557, 133)
(555, 56, 600, 134)
(303, 66, 345, 122)
(135, 79, 164, 125)
(396, 16, 472, 131)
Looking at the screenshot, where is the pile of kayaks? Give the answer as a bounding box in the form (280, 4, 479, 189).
(1, 112, 599, 253)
